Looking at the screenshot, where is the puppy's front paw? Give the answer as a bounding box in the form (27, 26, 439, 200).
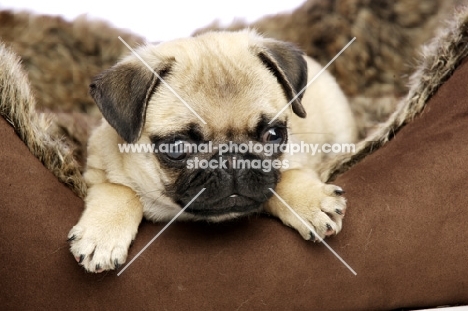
(265, 170, 347, 241)
(67, 183, 144, 273)
(67, 221, 135, 273)
(285, 184, 346, 241)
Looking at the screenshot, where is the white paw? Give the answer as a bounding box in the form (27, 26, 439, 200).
(67, 221, 136, 273)
(275, 183, 347, 241)
(67, 183, 144, 273)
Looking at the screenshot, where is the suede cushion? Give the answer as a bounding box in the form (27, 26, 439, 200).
(1, 60, 468, 310)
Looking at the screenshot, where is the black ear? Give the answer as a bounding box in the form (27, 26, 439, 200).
(257, 40, 308, 118)
(89, 60, 170, 143)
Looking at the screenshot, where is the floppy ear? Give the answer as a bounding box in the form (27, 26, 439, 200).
(89, 60, 171, 143)
(257, 40, 308, 118)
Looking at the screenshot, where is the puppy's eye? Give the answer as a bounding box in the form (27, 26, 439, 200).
(165, 140, 191, 161)
(262, 127, 286, 144)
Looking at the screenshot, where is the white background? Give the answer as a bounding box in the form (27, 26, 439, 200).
(0, 0, 305, 41)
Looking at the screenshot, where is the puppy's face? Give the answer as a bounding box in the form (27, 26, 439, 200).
(90, 30, 308, 220)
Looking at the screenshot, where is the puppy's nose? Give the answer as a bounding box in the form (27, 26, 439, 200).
(225, 155, 234, 170)
(223, 154, 242, 171)
(213, 153, 236, 170)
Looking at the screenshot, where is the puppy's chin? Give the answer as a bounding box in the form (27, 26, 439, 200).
(185, 194, 265, 218)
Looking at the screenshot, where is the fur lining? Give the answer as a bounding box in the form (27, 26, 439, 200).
(0, 42, 86, 197)
(0, 10, 144, 115)
(322, 7, 468, 181)
(195, 0, 457, 112)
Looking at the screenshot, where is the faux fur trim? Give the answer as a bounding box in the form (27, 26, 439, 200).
(0, 10, 144, 115)
(0, 42, 86, 197)
(195, 0, 455, 98)
(322, 7, 468, 182)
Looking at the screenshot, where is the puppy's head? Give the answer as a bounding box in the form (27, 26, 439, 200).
(90, 30, 307, 220)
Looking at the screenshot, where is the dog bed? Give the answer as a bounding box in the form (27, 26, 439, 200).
(1, 4, 468, 311)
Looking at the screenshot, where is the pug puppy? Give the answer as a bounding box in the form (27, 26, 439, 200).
(68, 30, 357, 272)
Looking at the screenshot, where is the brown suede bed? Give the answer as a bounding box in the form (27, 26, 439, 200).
(1, 46, 468, 311)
